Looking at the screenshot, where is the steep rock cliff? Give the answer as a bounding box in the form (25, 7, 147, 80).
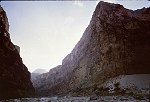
(32, 1, 150, 96)
(0, 6, 34, 100)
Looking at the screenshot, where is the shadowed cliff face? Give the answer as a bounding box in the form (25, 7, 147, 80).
(0, 6, 34, 100)
(32, 1, 150, 96)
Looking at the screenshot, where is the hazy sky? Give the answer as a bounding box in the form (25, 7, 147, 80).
(1, 0, 149, 72)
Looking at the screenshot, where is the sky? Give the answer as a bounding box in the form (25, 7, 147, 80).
(1, 0, 150, 72)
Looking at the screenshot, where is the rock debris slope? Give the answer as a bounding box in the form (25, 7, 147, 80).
(32, 1, 150, 96)
(0, 6, 34, 99)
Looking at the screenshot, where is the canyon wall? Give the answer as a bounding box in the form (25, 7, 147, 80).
(0, 6, 34, 100)
(32, 1, 150, 96)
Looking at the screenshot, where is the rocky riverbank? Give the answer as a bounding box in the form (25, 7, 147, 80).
(0, 96, 149, 102)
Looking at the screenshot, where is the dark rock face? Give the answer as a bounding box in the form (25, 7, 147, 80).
(32, 1, 150, 96)
(0, 6, 34, 100)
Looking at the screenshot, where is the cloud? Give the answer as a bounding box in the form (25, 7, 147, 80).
(73, 1, 84, 7)
(64, 16, 74, 25)
(105, 0, 116, 3)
